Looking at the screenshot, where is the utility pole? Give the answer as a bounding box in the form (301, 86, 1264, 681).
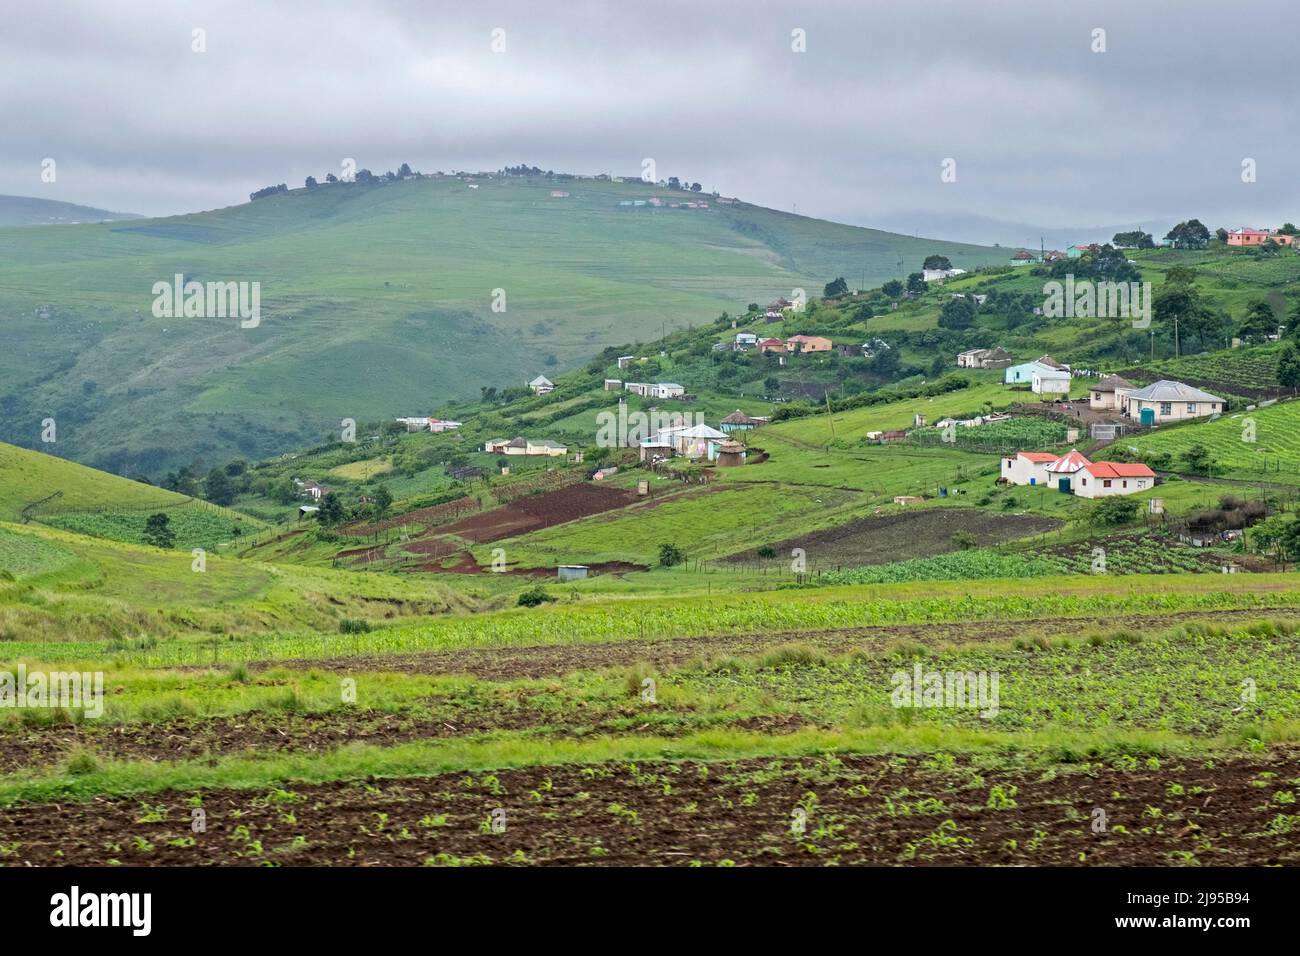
(1174, 313, 1180, 358)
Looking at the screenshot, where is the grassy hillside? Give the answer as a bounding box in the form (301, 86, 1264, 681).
(0, 194, 141, 226)
(0, 175, 1005, 477)
(0, 441, 189, 521)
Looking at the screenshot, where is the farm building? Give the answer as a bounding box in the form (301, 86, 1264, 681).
(624, 382, 651, 397)
(734, 331, 758, 350)
(616, 355, 635, 369)
(528, 375, 555, 395)
(1031, 369, 1071, 395)
(557, 565, 588, 581)
(1074, 461, 1157, 498)
(603, 378, 622, 391)
(1120, 380, 1224, 424)
(923, 267, 966, 282)
(1000, 452, 1058, 486)
(1088, 374, 1135, 411)
(672, 423, 728, 459)
(759, 337, 785, 354)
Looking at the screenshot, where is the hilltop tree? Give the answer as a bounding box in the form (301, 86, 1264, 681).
(142, 513, 175, 549)
(824, 277, 849, 298)
(690, 182, 702, 192)
(1112, 230, 1154, 249)
(1164, 219, 1211, 249)
(325, 173, 338, 184)
(922, 254, 952, 271)
(305, 175, 318, 189)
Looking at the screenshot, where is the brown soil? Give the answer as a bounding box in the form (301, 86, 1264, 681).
(723, 508, 1061, 568)
(414, 552, 648, 576)
(3, 749, 1295, 866)
(260, 607, 1300, 682)
(435, 484, 643, 544)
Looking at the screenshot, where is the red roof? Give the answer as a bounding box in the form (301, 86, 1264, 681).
(1018, 452, 1058, 463)
(1085, 461, 1156, 479)
(1047, 449, 1092, 472)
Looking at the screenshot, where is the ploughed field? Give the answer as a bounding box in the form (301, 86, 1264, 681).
(3, 751, 1296, 866)
(3, 575, 1300, 867)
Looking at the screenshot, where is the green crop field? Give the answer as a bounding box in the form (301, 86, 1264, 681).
(1124, 398, 1300, 482)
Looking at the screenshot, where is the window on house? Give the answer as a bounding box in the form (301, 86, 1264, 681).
(1122, 481, 1128, 488)
(1103, 479, 1112, 488)
(1160, 402, 1172, 415)
(1187, 403, 1195, 414)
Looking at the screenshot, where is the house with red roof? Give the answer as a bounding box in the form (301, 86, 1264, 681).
(1002, 448, 1157, 497)
(758, 337, 785, 354)
(1075, 461, 1157, 498)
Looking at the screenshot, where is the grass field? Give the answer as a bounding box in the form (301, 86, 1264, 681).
(1124, 398, 1300, 482)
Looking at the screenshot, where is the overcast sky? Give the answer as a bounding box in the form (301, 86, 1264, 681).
(5, 0, 1299, 243)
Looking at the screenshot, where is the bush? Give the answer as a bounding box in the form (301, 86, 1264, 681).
(658, 543, 685, 567)
(517, 585, 553, 607)
(339, 618, 372, 634)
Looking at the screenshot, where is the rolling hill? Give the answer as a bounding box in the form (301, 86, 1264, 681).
(0, 194, 140, 226)
(0, 175, 1005, 476)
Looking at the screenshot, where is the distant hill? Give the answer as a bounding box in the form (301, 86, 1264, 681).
(0, 194, 141, 226)
(0, 175, 1005, 476)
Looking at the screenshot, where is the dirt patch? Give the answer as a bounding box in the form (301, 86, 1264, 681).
(723, 508, 1061, 568)
(414, 553, 648, 577)
(342, 496, 481, 535)
(434, 484, 644, 544)
(260, 607, 1300, 682)
(2, 749, 1295, 866)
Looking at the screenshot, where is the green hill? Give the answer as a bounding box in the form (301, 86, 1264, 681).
(0, 441, 188, 521)
(0, 194, 141, 226)
(0, 175, 1004, 476)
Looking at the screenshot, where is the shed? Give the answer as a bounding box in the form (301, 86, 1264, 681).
(557, 565, 589, 581)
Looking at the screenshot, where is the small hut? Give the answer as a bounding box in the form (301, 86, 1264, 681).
(716, 439, 747, 467)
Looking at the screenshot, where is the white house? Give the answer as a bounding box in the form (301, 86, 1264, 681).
(624, 382, 651, 397)
(1000, 452, 1058, 486)
(1031, 369, 1071, 395)
(1074, 462, 1157, 498)
(734, 331, 759, 350)
(1120, 380, 1225, 424)
(923, 267, 966, 282)
(651, 383, 685, 399)
(666, 423, 727, 459)
(1045, 449, 1092, 492)
(528, 375, 555, 395)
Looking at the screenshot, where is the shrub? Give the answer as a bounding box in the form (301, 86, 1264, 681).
(658, 543, 685, 567)
(339, 618, 372, 634)
(517, 585, 553, 607)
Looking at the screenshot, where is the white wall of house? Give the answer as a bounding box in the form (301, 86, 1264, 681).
(1032, 372, 1071, 395)
(1122, 396, 1220, 422)
(1075, 470, 1153, 498)
(1001, 455, 1052, 486)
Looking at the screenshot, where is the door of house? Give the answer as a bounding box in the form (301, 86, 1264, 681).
(1058, 477, 1071, 493)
